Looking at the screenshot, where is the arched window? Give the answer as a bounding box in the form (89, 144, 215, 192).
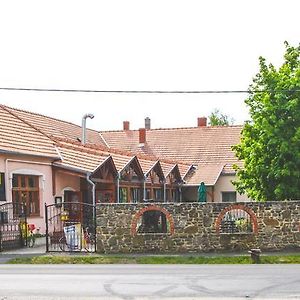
(215, 205, 258, 234)
(131, 205, 175, 235)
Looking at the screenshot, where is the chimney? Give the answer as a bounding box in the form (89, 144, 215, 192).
(145, 117, 151, 130)
(197, 117, 207, 127)
(123, 121, 130, 131)
(139, 128, 146, 144)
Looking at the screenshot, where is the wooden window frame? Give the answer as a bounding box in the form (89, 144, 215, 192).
(12, 174, 40, 217)
(0, 173, 6, 201)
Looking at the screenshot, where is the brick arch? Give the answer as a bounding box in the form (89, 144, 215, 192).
(215, 204, 258, 234)
(131, 205, 175, 236)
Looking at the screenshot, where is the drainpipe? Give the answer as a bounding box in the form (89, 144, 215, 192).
(86, 173, 96, 207)
(179, 183, 183, 202)
(82, 113, 94, 145)
(143, 176, 146, 200)
(117, 174, 120, 203)
(86, 173, 96, 250)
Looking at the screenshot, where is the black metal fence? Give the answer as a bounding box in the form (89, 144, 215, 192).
(220, 208, 253, 234)
(45, 202, 96, 252)
(0, 202, 27, 251)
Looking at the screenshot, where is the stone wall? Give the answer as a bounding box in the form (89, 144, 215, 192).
(96, 202, 300, 253)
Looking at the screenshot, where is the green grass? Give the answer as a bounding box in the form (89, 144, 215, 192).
(7, 254, 300, 264)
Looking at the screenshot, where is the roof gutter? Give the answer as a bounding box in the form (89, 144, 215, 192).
(52, 163, 88, 175)
(0, 149, 59, 160)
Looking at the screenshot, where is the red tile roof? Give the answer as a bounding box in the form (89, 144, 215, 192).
(0, 103, 242, 186)
(53, 138, 190, 180)
(100, 126, 242, 167)
(185, 163, 225, 186)
(0, 105, 59, 158)
(3, 104, 105, 145)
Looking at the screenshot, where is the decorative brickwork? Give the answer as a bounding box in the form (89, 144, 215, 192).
(96, 202, 300, 254)
(215, 204, 258, 234)
(130, 205, 175, 236)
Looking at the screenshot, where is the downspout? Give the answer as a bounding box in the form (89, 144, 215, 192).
(117, 174, 120, 203)
(179, 182, 183, 202)
(143, 176, 146, 200)
(86, 173, 96, 252)
(163, 181, 166, 203)
(86, 173, 96, 207)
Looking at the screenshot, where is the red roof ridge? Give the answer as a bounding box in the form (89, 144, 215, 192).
(99, 124, 243, 133)
(54, 136, 189, 166)
(0, 103, 99, 134)
(0, 104, 56, 144)
(55, 140, 106, 157)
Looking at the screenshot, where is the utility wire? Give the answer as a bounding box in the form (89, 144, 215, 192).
(0, 87, 299, 94)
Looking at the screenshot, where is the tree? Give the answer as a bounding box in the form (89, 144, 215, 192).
(208, 109, 234, 126)
(233, 42, 300, 201)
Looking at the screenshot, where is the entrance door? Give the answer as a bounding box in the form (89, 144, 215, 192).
(64, 191, 82, 223)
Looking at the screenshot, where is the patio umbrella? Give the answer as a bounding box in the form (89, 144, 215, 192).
(198, 182, 207, 202)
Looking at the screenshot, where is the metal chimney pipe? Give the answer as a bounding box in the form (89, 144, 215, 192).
(82, 113, 94, 145)
(145, 117, 151, 130)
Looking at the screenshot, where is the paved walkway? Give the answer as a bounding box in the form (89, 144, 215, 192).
(0, 237, 46, 263)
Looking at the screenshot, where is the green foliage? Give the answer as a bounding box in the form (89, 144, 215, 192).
(233, 42, 300, 201)
(208, 109, 234, 126)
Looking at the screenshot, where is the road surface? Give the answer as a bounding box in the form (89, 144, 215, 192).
(0, 264, 300, 299)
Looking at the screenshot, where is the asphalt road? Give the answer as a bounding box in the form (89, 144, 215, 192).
(0, 264, 300, 299)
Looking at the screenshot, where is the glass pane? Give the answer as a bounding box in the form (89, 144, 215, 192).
(21, 192, 27, 202)
(21, 176, 26, 188)
(222, 192, 237, 202)
(28, 176, 36, 188)
(12, 175, 18, 187)
(119, 188, 128, 203)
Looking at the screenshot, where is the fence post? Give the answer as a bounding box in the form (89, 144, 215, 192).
(23, 202, 28, 247)
(45, 203, 49, 252)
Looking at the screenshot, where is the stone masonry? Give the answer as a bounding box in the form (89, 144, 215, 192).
(96, 202, 300, 253)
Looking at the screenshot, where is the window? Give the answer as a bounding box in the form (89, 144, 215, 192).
(0, 173, 6, 201)
(220, 209, 253, 234)
(12, 175, 40, 216)
(136, 210, 169, 234)
(119, 187, 128, 203)
(96, 190, 114, 203)
(154, 188, 163, 201)
(145, 188, 151, 200)
(130, 188, 141, 203)
(222, 192, 237, 202)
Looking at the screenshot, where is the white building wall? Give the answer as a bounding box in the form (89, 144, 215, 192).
(213, 174, 251, 202)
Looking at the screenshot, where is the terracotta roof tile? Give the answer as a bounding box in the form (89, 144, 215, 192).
(3, 104, 105, 145)
(185, 163, 225, 186)
(100, 126, 242, 167)
(0, 105, 59, 158)
(54, 142, 110, 173)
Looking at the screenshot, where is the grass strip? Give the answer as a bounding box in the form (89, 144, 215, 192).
(7, 254, 300, 264)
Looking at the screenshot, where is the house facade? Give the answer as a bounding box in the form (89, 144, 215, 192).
(0, 104, 250, 233)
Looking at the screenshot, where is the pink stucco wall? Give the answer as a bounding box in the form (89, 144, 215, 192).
(54, 170, 81, 197)
(0, 154, 54, 233)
